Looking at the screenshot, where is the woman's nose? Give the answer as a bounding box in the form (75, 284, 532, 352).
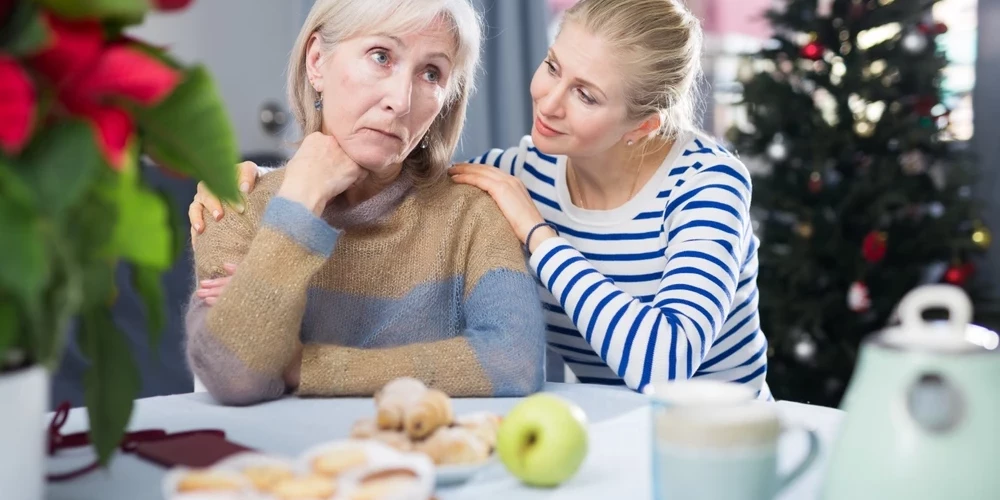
(382, 72, 413, 117)
(536, 87, 564, 118)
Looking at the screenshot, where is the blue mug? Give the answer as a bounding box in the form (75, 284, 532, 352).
(645, 381, 820, 500)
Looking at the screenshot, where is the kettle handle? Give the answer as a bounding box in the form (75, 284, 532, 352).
(896, 284, 972, 337)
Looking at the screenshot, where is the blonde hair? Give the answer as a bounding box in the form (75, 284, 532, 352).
(287, 0, 482, 187)
(563, 0, 703, 139)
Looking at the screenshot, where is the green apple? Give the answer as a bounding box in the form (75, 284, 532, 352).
(496, 393, 589, 487)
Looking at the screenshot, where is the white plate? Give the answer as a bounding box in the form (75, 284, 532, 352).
(434, 456, 498, 486)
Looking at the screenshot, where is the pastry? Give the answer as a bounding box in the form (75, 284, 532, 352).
(375, 377, 428, 431)
(242, 465, 295, 492)
(415, 427, 490, 465)
(270, 475, 338, 500)
(403, 389, 454, 440)
(369, 431, 413, 452)
(311, 447, 369, 477)
(350, 418, 378, 439)
(455, 412, 501, 449)
(175, 469, 245, 493)
(350, 418, 412, 451)
(349, 468, 420, 500)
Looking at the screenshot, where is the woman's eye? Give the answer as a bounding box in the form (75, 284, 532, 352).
(371, 50, 390, 65)
(578, 90, 596, 105)
(544, 59, 556, 74)
(424, 67, 441, 83)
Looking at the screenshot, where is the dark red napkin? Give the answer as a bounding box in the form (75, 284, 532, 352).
(47, 401, 254, 481)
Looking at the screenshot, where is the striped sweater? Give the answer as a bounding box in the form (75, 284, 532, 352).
(468, 134, 771, 399)
(185, 170, 546, 405)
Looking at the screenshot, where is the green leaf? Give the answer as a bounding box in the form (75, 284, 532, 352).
(0, 194, 49, 300)
(37, 0, 149, 20)
(133, 66, 240, 203)
(80, 309, 140, 467)
(132, 265, 165, 350)
(14, 121, 101, 215)
(0, 2, 51, 56)
(114, 182, 172, 271)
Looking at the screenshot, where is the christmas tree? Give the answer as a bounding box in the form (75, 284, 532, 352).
(729, 0, 995, 406)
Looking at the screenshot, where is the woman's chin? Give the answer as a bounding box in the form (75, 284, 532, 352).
(530, 129, 568, 155)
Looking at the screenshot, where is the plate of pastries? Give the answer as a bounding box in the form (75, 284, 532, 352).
(350, 377, 501, 486)
(164, 440, 434, 500)
(163, 378, 500, 499)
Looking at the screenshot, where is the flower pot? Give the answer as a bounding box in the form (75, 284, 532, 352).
(0, 365, 48, 500)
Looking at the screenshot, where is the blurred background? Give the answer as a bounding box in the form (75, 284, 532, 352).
(50, 0, 998, 408)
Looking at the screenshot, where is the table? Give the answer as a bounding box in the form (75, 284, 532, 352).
(45, 383, 844, 500)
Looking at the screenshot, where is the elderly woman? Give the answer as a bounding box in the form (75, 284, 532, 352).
(186, 0, 546, 406)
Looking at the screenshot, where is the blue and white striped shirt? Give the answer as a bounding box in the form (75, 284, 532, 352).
(468, 134, 771, 399)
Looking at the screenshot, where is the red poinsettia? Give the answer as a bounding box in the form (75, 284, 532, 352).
(153, 0, 194, 10)
(0, 56, 35, 154)
(26, 14, 180, 169)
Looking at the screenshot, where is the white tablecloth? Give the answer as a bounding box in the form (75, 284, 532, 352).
(44, 383, 844, 500)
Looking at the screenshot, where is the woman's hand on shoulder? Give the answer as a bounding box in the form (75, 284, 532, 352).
(449, 163, 551, 250)
(277, 132, 368, 216)
(188, 161, 260, 239)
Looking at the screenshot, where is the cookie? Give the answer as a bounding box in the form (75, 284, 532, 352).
(311, 447, 369, 477)
(242, 465, 295, 492)
(270, 475, 337, 500)
(349, 469, 420, 500)
(175, 469, 245, 493)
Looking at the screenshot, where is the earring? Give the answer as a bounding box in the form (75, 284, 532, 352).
(421, 138, 428, 149)
(626, 139, 634, 146)
(314, 92, 323, 110)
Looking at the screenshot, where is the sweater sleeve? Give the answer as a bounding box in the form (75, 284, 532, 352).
(528, 162, 755, 393)
(185, 194, 338, 405)
(296, 196, 546, 397)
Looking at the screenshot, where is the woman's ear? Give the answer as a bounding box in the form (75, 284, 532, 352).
(623, 113, 663, 145)
(305, 33, 325, 93)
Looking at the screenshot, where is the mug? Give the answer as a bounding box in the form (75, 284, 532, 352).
(645, 381, 820, 500)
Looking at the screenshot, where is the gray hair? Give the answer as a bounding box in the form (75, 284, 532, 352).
(287, 0, 483, 186)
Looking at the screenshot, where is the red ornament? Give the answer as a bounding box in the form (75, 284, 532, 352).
(944, 262, 974, 285)
(808, 171, 823, 193)
(934, 22, 949, 34)
(0, 56, 36, 155)
(861, 231, 888, 263)
(913, 95, 937, 116)
(802, 41, 824, 61)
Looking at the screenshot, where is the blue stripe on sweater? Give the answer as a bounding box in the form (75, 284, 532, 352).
(263, 197, 340, 257)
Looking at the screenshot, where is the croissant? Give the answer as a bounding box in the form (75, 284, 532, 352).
(374, 377, 428, 431)
(403, 388, 454, 440)
(455, 411, 502, 449)
(415, 427, 490, 465)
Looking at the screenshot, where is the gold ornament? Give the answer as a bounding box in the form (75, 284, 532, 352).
(972, 223, 992, 249)
(796, 222, 815, 239)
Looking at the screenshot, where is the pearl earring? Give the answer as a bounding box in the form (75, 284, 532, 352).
(421, 139, 428, 149)
(626, 139, 634, 146)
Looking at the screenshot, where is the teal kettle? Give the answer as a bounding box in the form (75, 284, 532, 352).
(822, 284, 1000, 500)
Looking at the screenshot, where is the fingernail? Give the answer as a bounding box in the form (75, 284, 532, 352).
(194, 223, 202, 232)
(200, 279, 214, 286)
(213, 210, 220, 220)
(240, 182, 250, 193)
